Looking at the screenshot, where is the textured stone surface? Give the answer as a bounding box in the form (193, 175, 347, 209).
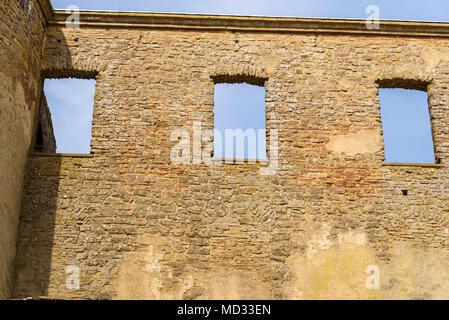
(0, 0, 49, 299)
(34, 94, 56, 153)
(6, 12, 449, 299)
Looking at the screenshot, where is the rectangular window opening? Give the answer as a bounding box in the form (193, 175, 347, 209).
(213, 77, 267, 162)
(34, 77, 96, 154)
(378, 79, 436, 164)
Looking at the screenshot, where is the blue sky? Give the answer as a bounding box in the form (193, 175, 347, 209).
(380, 89, 435, 163)
(214, 84, 267, 160)
(44, 79, 95, 153)
(50, 0, 449, 21)
(45, 0, 444, 162)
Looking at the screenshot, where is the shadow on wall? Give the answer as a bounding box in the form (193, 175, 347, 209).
(12, 28, 74, 298)
(13, 156, 62, 298)
(34, 93, 57, 153)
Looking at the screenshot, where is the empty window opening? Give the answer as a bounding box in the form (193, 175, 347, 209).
(40, 78, 96, 154)
(379, 84, 435, 164)
(402, 190, 408, 196)
(213, 80, 267, 161)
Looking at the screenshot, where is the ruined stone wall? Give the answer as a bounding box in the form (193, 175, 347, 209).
(0, 0, 51, 299)
(35, 94, 56, 153)
(13, 15, 449, 299)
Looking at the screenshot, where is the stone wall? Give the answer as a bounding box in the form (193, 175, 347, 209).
(34, 93, 56, 153)
(0, 0, 51, 299)
(12, 12, 449, 299)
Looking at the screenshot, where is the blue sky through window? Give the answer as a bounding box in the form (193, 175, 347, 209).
(379, 88, 435, 164)
(43, 78, 95, 154)
(214, 84, 266, 160)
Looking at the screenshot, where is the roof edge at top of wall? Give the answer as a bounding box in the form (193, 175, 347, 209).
(38, 0, 54, 22)
(49, 10, 449, 37)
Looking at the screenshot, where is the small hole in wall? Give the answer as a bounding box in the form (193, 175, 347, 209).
(402, 190, 408, 196)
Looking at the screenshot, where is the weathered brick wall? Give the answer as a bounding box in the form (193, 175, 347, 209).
(0, 0, 50, 299)
(13, 14, 449, 299)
